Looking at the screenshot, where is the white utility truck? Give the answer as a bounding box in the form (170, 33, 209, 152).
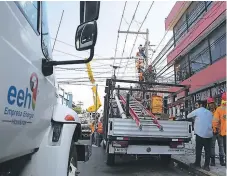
(103, 79, 193, 165)
(0, 1, 100, 176)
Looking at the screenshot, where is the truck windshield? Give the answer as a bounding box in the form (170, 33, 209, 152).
(41, 2, 52, 60)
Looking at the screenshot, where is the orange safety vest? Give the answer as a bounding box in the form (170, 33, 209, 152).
(90, 123, 95, 133)
(213, 104, 226, 136)
(97, 122, 103, 134)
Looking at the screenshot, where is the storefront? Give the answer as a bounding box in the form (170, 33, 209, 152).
(167, 81, 226, 117)
(192, 81, 226, 106)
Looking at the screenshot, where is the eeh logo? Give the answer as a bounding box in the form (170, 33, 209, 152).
(30, 73, 38, 110)
(7, 73, 39, 110)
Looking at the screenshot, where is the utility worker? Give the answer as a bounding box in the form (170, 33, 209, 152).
(207, 97, 225, 166)
(89, 121, 95, 145)
(213, 92, 227, 166)
(97, 117, 104, 147)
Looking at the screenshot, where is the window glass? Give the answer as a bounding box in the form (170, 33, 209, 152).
(175, 55, 190, 83)
(41, 2, 52, 59)
(209, 23, 226, 63)
(205, 1, 213, 10)
(174, 14, 187, 44)
(187, 1, 206, 28)
(189, 39, 210, 74)
(17, 1, 39, 34)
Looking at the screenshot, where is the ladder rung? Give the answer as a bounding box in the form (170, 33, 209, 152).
(141, 123, 157, 126)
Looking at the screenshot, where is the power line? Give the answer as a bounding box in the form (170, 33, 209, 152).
(120, 1, 154, 77)
(149, 2, 194, 65)
(53, 49, 83, 59)
(57, 75, 138, 80)
(113, 1, 127, 65)
(155, 3, 222, 78)
(51, 37, 104, 58)
(121, 2, 140, 58)
(116, 2, 140, 75)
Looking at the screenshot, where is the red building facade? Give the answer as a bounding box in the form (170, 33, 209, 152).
(165, 1, 226, 117)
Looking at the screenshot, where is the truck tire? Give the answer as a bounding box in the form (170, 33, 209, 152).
(160, 154, 171, 165)
(103, 142, 106, 150)
(106, 153, 115, 166)
(67, 142, 78, 176)
(106, 144, 115, 166)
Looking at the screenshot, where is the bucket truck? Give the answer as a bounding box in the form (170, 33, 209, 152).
(0, 1, 100, 176)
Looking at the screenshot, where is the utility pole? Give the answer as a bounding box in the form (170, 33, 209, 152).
(145, 28, 149, 69)
(111, 65, 121, 79)
(118, 29, 150, 70)
(95, 84, 98, 121)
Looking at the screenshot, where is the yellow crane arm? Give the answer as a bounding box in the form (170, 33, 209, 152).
(86, 62, 102, 112)
(86, 62, 95, 84)
(87, 85, 102, 112)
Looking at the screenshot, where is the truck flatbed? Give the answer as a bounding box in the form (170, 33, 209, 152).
(108, 118, 192, 140)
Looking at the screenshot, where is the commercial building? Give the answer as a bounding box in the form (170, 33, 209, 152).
(165, 1, 226, 117)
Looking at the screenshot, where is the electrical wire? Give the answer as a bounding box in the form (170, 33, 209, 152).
(120, 1, 154, 77)
(53, 49, 83, 59)
(155, 3, 223, 78)
(149, 2, 194, 65)
(51, 37, 103, 58)
(113, 1, 127, 65)
(149, 2, 209, 68)
(121, 2, 140, 58)
(116, 2, 141, 75)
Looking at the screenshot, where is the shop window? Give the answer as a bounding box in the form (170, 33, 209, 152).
(189, 39, 210, 75)
(175, 55, 190, 83)
(173, 14, 187, 44)
(209, 22, 226, 63)
(187, 1, 206, 29)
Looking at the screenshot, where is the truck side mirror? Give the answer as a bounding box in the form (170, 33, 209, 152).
(80, 1, 100, 24)
(75, 21, 97, 51)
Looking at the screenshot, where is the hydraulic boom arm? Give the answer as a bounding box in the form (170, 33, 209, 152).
(86, 62, 102, 112)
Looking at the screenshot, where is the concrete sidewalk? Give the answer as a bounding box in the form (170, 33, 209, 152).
(173, 133, 226, 176)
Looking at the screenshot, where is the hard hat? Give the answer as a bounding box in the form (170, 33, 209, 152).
(207, 97, 214, 104)
(221, 92, 226, 101)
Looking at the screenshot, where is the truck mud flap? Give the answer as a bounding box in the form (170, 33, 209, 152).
(76, 143, 92, 162)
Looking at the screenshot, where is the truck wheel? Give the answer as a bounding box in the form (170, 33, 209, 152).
(67, 142, 78, 176)
(106, 153, 115, 166)
(160, 154, 171, 165)
(103, 142, 106, 150)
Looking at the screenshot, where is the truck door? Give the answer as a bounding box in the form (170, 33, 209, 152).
(0, 1, 56, 162)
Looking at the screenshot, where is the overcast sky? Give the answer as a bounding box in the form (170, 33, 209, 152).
(47, 1, 175, 111)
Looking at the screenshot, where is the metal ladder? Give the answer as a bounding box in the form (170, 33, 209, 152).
(119, 91, 163, 131)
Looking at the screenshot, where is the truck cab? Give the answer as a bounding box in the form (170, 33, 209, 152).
(0, 1, 100, 175)
(0, 1, 55, 163)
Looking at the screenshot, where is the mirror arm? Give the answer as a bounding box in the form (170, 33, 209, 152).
(42, 48, 94, 76)
(51, 47, 94, 66)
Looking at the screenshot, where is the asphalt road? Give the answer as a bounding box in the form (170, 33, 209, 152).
(78, 140, 193, 176)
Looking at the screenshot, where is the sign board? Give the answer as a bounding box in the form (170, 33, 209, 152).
(151, 96, 163, 114)
(193, 82, 226, 101)
(211, 82, 226, 97)
(194, 89, 210, 101)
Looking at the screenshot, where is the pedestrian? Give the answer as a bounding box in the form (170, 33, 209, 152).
(97, 117, 104, 147)
(213, 92, 226, 166)
(207, 97, 225, 166)
(187, 100, 213, 171)
(89, 120, 95, 145)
